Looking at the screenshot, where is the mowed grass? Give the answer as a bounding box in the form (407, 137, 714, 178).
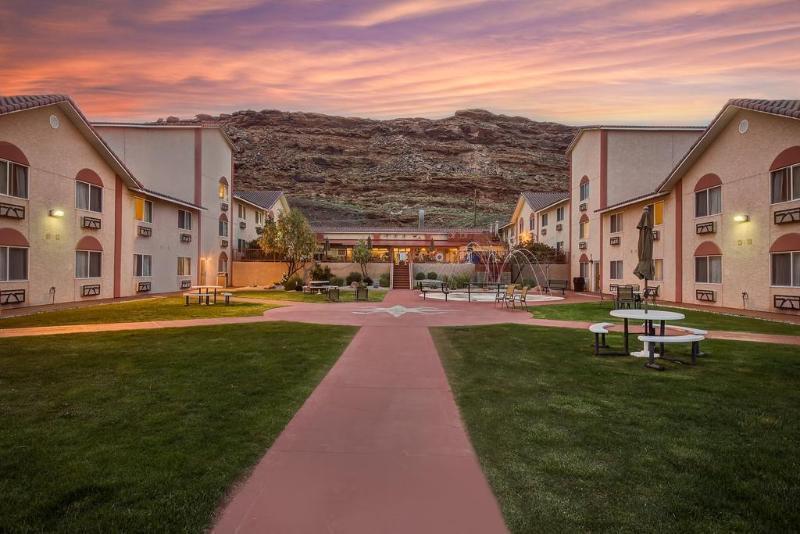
(0, 323, 356, 532)
(433, 325, 800, 533)
(531, 301, 800, 336)
(0, 296, 276, 329)
(233, 288, 387, 303)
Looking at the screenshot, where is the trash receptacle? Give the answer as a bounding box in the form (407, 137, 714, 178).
(573, 277, 586, 292)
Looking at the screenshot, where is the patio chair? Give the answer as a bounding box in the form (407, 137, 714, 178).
(616, 286, 637, 309)
(496, 285, 515, 307)
(513, 286, 530, 309)
(642, 285, 660, 305)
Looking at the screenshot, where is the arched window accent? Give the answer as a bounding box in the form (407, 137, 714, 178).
(218, 251, 228, 274)
(218, 177, 229, 200)
(579, 176, 590, 201)
(580, 175, 590, 185)
(693, 173, 722, 192)
(579, 253, 589, 263)
(694, 241, 722, 284)
(694, 173, 722, 217)
(0, 228, 29, 281)
(770, 233, 800, 287)
(770, 146, 800, 203)
(218, 213, 229, 237)
(578, 253, 590, 280)
(579, 214, 589, 239)
(0, 141, 29, 199)
(75, 169, 103, 212)
(75, 236, 103, 278)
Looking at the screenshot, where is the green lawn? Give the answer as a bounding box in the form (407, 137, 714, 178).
(433, 325, 800, 533)
(233, 288, 387, 303)
(0, 296, 276, 329)
(0, 322, 356, 532)
(531, 301, 800, 336)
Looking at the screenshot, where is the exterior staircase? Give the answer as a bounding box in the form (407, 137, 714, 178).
(392, 262, 410, 289)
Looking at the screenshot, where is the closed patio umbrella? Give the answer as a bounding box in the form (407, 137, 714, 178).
(633, 206, 654, 312)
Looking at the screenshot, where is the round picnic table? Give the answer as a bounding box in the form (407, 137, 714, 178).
(610, 308, 685, 357)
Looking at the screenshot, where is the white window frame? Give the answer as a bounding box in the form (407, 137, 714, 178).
(178, 209, 192, 230)
(610, 260, 623, 280)
(695, 186, 722, 218)
(0, 245, 28, 281)
(770, 164, 800, 205)
(238, 203, 246, 219)
(579, 261, 589, 280)
(579, 181, 589, 202)
(695, 255, 722, 284)
(541, 213, 549, 227)
(579, 220, 588, 239)
(770, 251, 800, 287)
(219, 218, 229, 237)
(75, 180, 103, 213)
(609, 213, 623, 233)
(135, 197, 153, 223)
(75, 250, 102, 279)
(134, 254, 152, 277)
(0, 158, 29, 199)
(556, 206, 565, 222)
(177, 256, 192, 276)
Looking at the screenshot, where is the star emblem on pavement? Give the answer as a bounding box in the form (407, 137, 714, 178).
(352, 305, 448, 318)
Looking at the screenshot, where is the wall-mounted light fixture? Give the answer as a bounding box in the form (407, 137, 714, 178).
(733, 214, 750, 223)
(48, 209, 65, 217)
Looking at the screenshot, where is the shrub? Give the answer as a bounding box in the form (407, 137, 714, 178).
(346, 271, 362, 285)
(330, 276, 344, 287)
(364, 276, 373, 286)
(310, 264, 332, 281)
(379, 273, 390, 287)
(426, 271, 438, 280)
(284, 276, 303, 291)
(415, 272, 426, 280)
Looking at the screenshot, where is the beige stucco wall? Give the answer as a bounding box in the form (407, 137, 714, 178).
(200, 128, 233, 286)
(679, 109, 800, 313)
(0, 105, 118, 308)
(231, 261, 291, 287)
(536, 201, 569, 250)
(233, 197, 287, 248)
(606, 130, 701, 207)
(570, 130, 601, 290)
(323, 262, 390, 281)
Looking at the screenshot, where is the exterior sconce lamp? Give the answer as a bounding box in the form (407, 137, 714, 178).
(733, 214, 750, 223)
(49, 209, 65, 217)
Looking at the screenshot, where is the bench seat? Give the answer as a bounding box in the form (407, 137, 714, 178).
(589, 322, 613, 334)
(638, 334, 704, 366)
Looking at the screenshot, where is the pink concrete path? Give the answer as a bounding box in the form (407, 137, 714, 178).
(212, 317, 508, 533)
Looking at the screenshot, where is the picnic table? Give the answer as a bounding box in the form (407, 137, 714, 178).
(304, 280, 331, 294)
(189, 285, 223, 305)
(610, 308, 685, 357)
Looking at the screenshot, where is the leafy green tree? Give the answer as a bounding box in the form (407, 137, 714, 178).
(352, 239, 371, 279)
(259, 210, 317, 282)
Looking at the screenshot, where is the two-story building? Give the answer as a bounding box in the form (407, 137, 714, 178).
(232, 190, 289, 253)
(502, 191, 570, 252)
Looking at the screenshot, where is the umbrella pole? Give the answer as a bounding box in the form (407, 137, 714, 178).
(643, 278, 648, 314)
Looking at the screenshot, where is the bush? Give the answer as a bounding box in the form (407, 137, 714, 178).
(379, 273, 390, 287)
(364, 276, 373, 286)
(330, 276, 344, 287)
(310, 264, 332, 281)
(346, 271, 362, 285)
(284, 276, 303, 291)
(426, 272, 438, 280)
(415, 272, 426, 281)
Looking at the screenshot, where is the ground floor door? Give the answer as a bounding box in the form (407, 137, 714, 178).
(200, 258, 207, 285)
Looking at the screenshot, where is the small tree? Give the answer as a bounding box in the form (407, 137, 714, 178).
(352, 239, 371, 280)
(259, 210, 317, 283)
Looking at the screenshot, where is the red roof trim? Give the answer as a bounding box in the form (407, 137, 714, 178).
(770, 233, 800, 253)
(0, 141, 29, 166)
(76, 235, 103, 251)
(694, 173, 722, 192)
(219, 213, 228, 222)
(694, 241, 722, 256)
(76, 168, 103, 187)
(579, 175, 589, 185)
(770, 146, 800, 172)
(0, 228, 29, 247)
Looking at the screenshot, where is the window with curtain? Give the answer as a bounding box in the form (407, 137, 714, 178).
(218, 181, 228, 199)
(0, 159, 29, 199)
(695, 256, 722, 283)
(771, 164, 800, 203)
(579, 261, 589, 279)
(645, 201, 665, 225)
(76, 181, 102, 212)
(695, 186, 722, 217)
(219, 218, 229, 237)
(134, 254, 152, 277)
(75, 250, 102, 278)
(580, 181, 589, 201)
(177, 256, 192, 276)
(178, 210, 192, 230)
(134, 197, 153, 223)
(0, 246, 28, 281)
(610, 260, 623, 279)
(771, 251, 800, 287)
(557, 207, 564, 221)
(579, 220, 589, 239)
(610, 213, 623, 233)
(654, 259, 663, 281)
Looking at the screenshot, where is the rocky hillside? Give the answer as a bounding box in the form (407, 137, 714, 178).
(164, 109, 577, 227)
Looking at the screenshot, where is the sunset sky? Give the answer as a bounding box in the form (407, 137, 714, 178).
(2, 0, 799, 124)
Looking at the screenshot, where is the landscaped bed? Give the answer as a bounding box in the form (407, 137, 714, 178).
(0, 296, 276, 329)
(530, 301, 800, 336)
(433, 324, 800, 532)
(0, 322, 356, 532)
(233, 288, 387, 303)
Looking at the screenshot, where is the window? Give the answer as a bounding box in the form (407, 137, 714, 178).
(556, 241, 564, 254)
(76, 181, 102, 212)
(238, 203, 246, 219)
(177, 256, 192, 276)
(695, 256, 722, 283)
(237, 239, 247, 251)
(134, 254, 152, 277)
(645, 201, 665, 225)
(610, 213, 623, 233)
(654, 259, 663, 281)
(579, 181, 589, 201)
(255, 211, 264, 225)
(134, 197, 153, 223)
(0, 159, 29, 199)
(218, 255, 228, 273)
(579, 220, 589, 239)
(695, 186, 722, 217)
(771, 164, 800, 203)
(771, 251, 800, 287)
(218, 180, 228, 200)
(579, 261, 590, 280)
(610, 260, 623, 280)
(0, 246, 28, 281)
(519, 218, 524, 233)
(541, 213, 549, 227)
(556, 206, 565, 222)
(178, 210, 192, 230)
(75, 250, 101, 278)
(219, 217, 229, 237)
(529, 214, 535, 231)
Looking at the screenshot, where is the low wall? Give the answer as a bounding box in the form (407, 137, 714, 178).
(232, 261, 312, 287)
(320, 262, 390, 280)
(412, 263, 475, 280)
